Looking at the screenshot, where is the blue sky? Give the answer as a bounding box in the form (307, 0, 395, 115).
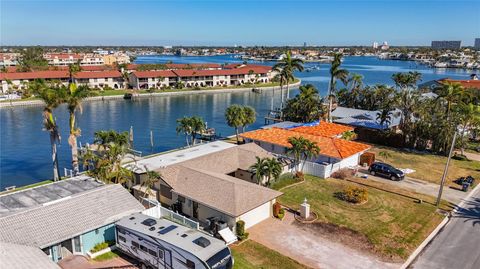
(1, 0, 479, 46)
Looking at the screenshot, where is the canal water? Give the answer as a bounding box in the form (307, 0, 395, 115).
(0, 56, 473, 189)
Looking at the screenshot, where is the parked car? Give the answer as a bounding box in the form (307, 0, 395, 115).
(369, 162, 405, 181)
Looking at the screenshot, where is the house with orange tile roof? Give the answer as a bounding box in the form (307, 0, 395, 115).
(240, 127, 371, 178)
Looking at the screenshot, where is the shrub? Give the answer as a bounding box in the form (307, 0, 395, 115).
(336, 186, 368, 204)
(452, 153, 469, 161)
(91, 241, 115, 253)
(331, 168, 355, 180)
(277, 208, 285, 219)
(236, 220, 249, 240)
(294, 171, 305, 181)
(273, 202, 282, 217)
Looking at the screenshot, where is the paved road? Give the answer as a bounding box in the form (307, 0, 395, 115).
(411, 187, 480, 269)
(357, 169, 467, 205)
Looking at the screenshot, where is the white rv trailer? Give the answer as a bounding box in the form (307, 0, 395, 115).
(116, 213, 233, 269)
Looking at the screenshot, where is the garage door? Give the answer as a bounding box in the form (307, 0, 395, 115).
(239, 201, 272, 229)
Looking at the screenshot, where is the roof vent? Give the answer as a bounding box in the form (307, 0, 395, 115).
(193, 237, 211, 248)
(129, 216, 135, 220)
(181, 234, 188, 238)
(159, 225, 177, 235)
(149, 227, 156, 231)
(141, 218, 157, 227)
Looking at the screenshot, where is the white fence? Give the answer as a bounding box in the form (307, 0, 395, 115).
(300, 161, 343, 178)
(143, 205, 199, 230)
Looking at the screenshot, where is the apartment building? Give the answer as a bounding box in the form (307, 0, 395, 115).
(431, 40, 462, 50)
(44, 53, 105, 66)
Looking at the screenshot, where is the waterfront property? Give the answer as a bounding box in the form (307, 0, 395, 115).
(126, 141, 283, 232)
(419, 77, 480, 91)
(0, 175, 144, 264)
(0, 69, 124, 92)
(128, 64, 275, 89)
(330, 106, 402, 130)
(241, 124, 371, 178)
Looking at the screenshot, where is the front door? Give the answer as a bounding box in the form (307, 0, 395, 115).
(193, 201, 198, 219)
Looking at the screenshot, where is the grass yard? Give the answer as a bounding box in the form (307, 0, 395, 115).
(92, 250, 119, 261)
(369, 146, 480, 186)
(278, 176, 449, 261)
(231, 240, 311, 269)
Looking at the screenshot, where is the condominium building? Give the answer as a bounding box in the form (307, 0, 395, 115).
(431, 40, 462, 49)
(44, 53, 105, 66)
(475, 38, 480, 49)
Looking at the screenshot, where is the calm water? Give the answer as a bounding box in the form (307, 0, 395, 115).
(0, 56, 472, 189)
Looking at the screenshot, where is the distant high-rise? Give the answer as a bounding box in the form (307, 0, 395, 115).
(475, 38, 480, 49)
(303, 42, 307, 48)
(431, 40, 461, 49)
(372, 41, 379, 49)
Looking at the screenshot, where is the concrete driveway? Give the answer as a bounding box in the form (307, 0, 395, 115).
(58, 254, 139, 269)
(248, 213, 400, 269)
(357, 170, 468, 205)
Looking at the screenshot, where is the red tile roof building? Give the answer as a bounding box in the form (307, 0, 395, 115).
(439, 79, 480, 89)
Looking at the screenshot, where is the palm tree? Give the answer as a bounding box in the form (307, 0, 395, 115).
(328, 53, 348, 122)
(241, 106, 256, 132)
(64, 83, 96, 175)
(176, 117, 193, 146)
(225, 105, 245, 144)
(272, 51, 304, 108)
(264, 158, 283, 186)
(282, 84, 323, 123)
(436, 82, 467, 118)
(301, 139, 321, 171)
(287, 136, 318, 172)
(189, 116, 206, 145)
(250, 157, 268, 185)
(457, 103, 480, 154)
(376, 109, 392, 128)
(141, 168, 161, 199)
(94, 130, 129, 150)
(32, 80, 64, 181)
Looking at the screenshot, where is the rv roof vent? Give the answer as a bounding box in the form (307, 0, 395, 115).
(129, 216, 135, 220)
(181, 234, 188, 238)
(149, 227, 156, 231)
(141, 218, 157, 227)
(159, 225, 177, 235)
(193, 237, 211, 248)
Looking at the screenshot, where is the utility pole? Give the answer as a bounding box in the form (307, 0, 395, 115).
(436, 131, 457, 207)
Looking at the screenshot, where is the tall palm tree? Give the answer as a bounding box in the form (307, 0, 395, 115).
(436, 82, 467, 118)
(64, 83, 96, 175)
(457, 103, 480, 154)
(225, 105, 245, 144)
(328, 53, 348, 122)
(272, 51, 304, 108)
(286, 137, 308, 172)
(250, 156, 268, 185)
(301, 139, 321, 171)
(94, 130, 129, 150)
(31, 80, 64, 181)
(264, 158, 283, 186)
(141, 168, 161, 199)
(241, 106, 256, 132)
(176, 117, 193, 146)
(189, 116, 206, 145)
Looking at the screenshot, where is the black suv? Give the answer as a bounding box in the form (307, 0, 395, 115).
(369, 162, 405, 181)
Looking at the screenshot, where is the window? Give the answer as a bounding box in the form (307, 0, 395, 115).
(118, 235, 126, 242)
(117, 228, 125, 234)
(132, 241, 140, 248)
(158, 249, 164, 259)
(177, 195, 185, 203)
(140, 245, 148, 252)
(148, 249, 157, 257)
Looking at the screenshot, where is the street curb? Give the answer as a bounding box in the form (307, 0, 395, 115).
(400, 182, 480, 269)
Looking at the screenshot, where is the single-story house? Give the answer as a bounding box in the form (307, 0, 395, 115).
(331, 106, 402, 130)
(0, 242, 61, 269)
(126, 141, 283, 232)
(240, 127, 371, 178)
(0, 175, 144, 263)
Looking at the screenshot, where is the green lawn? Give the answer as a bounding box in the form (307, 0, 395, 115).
(370, 146, 480, 186)
(0, 180, 53, 194)
(231, 240, 311, 269)
(93, 250, 119, 261)
(270, 173, 299, 191)
(278, 176, 449, 261)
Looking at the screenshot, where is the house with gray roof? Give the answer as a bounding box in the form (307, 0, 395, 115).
(331, 106, 402, 130)
(0, 242, 61, 269)
(0, 175, 144, 263)
(128, 141, 282, 232)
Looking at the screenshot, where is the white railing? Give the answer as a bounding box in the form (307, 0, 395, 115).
(142, 204, 200, 230)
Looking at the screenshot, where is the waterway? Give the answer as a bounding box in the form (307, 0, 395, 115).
(0, 56, 473, 189)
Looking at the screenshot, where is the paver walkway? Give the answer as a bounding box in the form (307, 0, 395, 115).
(248, 213, 400, 269)
(58, 255, 138, 269)
(357, 169, 468, 205)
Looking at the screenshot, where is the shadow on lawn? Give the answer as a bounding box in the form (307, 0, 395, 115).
(345, 178, 456, 210)
(453, 197, 480, 226)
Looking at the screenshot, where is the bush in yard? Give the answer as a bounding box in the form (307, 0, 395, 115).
(236, 220, 249, 240)
(331, 168, 355, 180)
(452, 153, 469, 161)
(294, 171, 305, 181)
(336, 186, 368, 204)
(90, 241, 114, 253)
(277, 208, 285, 219)
(273, 202, 282, 218)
